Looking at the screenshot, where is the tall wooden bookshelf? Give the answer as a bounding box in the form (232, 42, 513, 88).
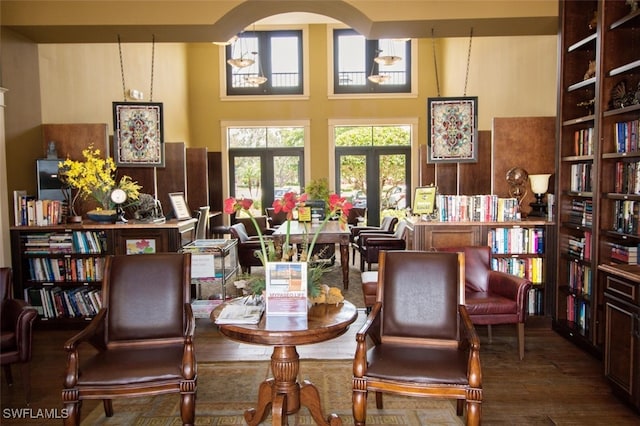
(555, 0, 640, 359)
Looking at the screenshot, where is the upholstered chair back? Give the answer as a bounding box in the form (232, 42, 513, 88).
(380, 216, 398, 232)
(104, 253, 190, 343)
(440, 246, 491, 292)
(229, 223, 251, 242)
(380, 251, 462, 342)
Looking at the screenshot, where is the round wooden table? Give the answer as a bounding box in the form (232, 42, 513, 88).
(215, 301, 358, 426)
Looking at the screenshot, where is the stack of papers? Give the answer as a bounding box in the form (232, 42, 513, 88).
(215, 304, 264, 325)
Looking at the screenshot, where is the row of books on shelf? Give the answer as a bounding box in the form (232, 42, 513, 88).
(608, 242, 639, 265)
(434, 195, 520, 223)
(567, 262, 592, 296)
(573, 127, 594, 156)
(566, 295, 589, 337)
(611, 199, 640, 235)
(487, 227, 545, 254)
(570, 163, 593, 193)
(568, 199, 593, 227)
(27, 256, 104, 282)
(24, 286, 102, 319)
(22, 231, 106, 254)
(527, 288, 544, 316)
(567, 231, 592, 260)
(13, 190, 66, 226)
(614, 160, 640, 195)
(492, 257, 544, 284)
(614, 119, 639, 154)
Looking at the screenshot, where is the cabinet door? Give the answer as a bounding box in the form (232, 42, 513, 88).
(604, 295, 638, 399)
(114, 229, 170, 255)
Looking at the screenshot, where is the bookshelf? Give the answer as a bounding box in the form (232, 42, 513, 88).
(411, 218, 555, 317)
(555, 0, 640, 360)
(10, 219, 196, 328)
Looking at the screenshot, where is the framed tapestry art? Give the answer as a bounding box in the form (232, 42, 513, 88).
(113, 102, 164, 167)
(427, 97, 478, 163)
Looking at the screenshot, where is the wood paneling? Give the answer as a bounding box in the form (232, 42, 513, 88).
(492, 117, 556, 215)
(186, 147, 209, 213)
(421, 130, 492, 195)
(157, 142, 187, 218)
(208, 152, 223, 226)
(42, 123, 108, 160)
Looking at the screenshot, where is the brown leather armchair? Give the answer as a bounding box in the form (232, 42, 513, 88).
(61, 253, 197, 426)
(357, 220, 408, 271)
(350, 216, 398, 265)
(265, 207, 288, 229)
(229, 222, 271, 274)
(1, 267, 38, 404)
(235, 216, 275, 237)
(440, 245, 532, 360)
(353, 251, 482, 426)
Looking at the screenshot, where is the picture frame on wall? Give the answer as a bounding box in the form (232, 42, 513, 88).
(113, 102, 164, 167)
(412, 186, 437, 215)
(427, 96, 478, 163)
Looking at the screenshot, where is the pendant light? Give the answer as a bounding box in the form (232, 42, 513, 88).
(227, 34, 254, 69)
(368, 49, 390, 83)
(244, 51, 268, 85)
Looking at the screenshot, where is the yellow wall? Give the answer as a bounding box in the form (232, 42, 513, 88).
(38, 43, 191, 143)
(32, 27, 557, 184)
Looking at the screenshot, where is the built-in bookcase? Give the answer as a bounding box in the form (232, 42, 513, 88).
(556, 0, 640, 361)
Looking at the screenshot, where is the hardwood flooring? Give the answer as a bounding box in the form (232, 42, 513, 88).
(1, 312, 639, 425)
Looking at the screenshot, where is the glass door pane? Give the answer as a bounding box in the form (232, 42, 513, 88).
(232, 156, 262, 217)
(379, 153, 408, 221)
(338, 154, 367, 210)
(273, 155, 303, 200)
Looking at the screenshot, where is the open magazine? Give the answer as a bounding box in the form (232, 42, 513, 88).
(214, 296, 264, 325)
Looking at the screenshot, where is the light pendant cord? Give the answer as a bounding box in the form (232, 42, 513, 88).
(464, 27, 473, 97)
(118, 35, 127, 101)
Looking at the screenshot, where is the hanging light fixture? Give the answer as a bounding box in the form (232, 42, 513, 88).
(374, 39, 402, 66)
(244, 51, 268, 85)
(227, 34, 254, 68)
(368, 49, 390, 83)
(213, 35, 238, 46)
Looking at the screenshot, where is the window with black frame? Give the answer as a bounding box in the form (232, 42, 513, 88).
(225, 30, 303, 96)
(333, 29, 411, 94)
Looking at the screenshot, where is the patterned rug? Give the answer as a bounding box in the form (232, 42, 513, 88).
(82, 360, 463, 425)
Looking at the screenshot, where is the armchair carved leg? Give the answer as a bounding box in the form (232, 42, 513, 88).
(62, 389, 80, 426)
(517, 322, 525, 360)
(352, 387, 367, 426)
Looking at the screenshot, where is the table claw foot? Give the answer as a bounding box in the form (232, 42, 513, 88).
(244, 378, 275, 426)
(299, 379, 342, 426)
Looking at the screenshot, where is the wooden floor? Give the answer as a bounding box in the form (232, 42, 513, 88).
(1, 312, 639, 425)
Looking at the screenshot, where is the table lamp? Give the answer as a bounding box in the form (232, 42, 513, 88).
(528, 174, 551, 217)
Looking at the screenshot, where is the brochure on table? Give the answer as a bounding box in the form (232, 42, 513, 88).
(265, 262, 308, 317)
(214, 296, 264, 325)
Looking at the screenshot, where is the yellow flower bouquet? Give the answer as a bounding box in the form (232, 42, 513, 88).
(59, 147, 142, 217)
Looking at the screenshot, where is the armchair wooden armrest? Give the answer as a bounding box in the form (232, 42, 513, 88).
(460, 305, 482, 388)
(182, 303, 196, 380)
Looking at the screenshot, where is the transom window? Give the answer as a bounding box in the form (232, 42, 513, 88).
(333, 29, 411, 94)
(225, 30, 303, 96)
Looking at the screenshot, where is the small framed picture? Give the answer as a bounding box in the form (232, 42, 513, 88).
(413, 186, 437, 215)
(113, 102, 164, 167)
(169, 192, 192, 221)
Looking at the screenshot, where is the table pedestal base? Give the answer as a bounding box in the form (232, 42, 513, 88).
(244, 346, 342, 426)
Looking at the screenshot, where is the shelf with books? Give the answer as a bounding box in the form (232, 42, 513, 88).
(10, 220, 196, 328)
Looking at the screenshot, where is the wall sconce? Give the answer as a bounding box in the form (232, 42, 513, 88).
(528, 174, 552, 217)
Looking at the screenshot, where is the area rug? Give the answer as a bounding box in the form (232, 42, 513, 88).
(82, 360, 464, 425)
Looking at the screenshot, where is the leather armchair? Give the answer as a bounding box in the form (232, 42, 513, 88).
(350, 216, 398, 263)
(61, 253, 197, 425)
(1, 267, 38, 404)
(357, 220, 408, 271)
(235, 216, 275, 237)
(229, 222, 271, 274)
(265, 207, 288, 229)
(352, 251, 482, 426)
(440, 245, 532, 360)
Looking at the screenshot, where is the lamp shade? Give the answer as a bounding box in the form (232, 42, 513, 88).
(529, 174, 551, 194)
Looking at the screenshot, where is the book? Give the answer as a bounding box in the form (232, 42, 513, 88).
(13, 190, 27, 226)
